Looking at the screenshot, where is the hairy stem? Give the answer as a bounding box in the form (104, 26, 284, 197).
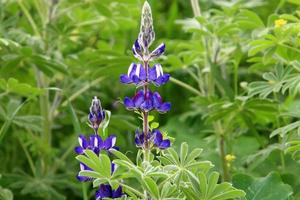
(190, 0, 201, 17)
(36, 69, 51, 145)
(220, 135, 229, 181)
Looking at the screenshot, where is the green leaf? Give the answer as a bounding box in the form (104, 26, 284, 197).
(143, 176, 160, 199)
(150, 122, 159, 129)
(180, 142, 189, 164)
(232, 172, 293, 200)
(0, 186, 13, 200)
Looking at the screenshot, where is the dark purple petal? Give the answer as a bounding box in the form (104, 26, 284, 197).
(77, 163, 92, 182)
(150, 43, 165, 59)
(138, 64, 146, 81)
(74, 146, 84, 154)
(78, 135, 88, 149)
(153, 129, 163, 145)
(159, 140, 171, 149)
(141, 99, 153, 112)
(132, 40, 143, 60)
(132, 75, 140, 84)
(152, 92, 162, 108)
(90, 134, 102, 149)
(120, 74, 132, 84)
(111, 163, 116, 174)
(135, 130, 144, 147)
(103, 135, 117, 150)
(96, 185, 113, 199)
(76, 174, 90, 182)
(157, 102, 171, 113)
(149, 66, 157, 81)
(128, 63, 137, 78)
(112, 186, 123, 198)
(124, 97, 135, 109)
(133, 90, 145, 107)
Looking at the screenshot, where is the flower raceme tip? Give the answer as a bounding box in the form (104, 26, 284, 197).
(88, 96, 105, 133)
(120, 63, 169, 86)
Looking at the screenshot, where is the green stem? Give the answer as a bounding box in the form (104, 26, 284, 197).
(190, 0, 201, 17)
(170, 77, 202, 96)
(18, 137, 37, 177)
(36, 69, 51, 146)
(17, 0, 41, 37)
(81, 183, 88, 200)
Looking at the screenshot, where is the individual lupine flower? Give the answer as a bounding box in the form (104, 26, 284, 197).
(88, 96, 105, 133)
(152, 129, 171, 149)
(149, 43, 165, 60)
(132, 40, 143, 60)
(135, 129, 171, 149)
(120, 63, 146, 85)
(95, 184, 124, 200)
(149, 64, 170, 86)
(138, 1, 155, 52)
(76, 163, 93, 182)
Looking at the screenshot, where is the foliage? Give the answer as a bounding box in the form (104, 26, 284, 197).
(0, 0, 300, 199)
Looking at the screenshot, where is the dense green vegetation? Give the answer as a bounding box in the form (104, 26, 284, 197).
(1, 0, 300, 199)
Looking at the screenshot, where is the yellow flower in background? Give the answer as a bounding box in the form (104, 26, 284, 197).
(275, 19, 287, 28)
(225, 154, 236, 162)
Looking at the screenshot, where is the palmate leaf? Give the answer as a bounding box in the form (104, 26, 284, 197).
(232, 172, 293, 200)
(76, 150, 112, 180)
(248, 64, 293, 98)
(181, 172, 246, 200)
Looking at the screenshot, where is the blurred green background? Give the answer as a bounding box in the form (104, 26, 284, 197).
(1, 0, 300, 199)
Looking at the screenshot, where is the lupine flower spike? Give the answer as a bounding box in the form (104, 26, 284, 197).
(120, 1, 171, 153)
(75, 97, 124, 199)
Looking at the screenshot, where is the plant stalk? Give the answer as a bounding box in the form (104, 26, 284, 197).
(220, 135, 229, 181)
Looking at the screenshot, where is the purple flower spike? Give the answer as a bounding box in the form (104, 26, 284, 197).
(95, 184, 124, 200)
(149, 64, 170, 86)
(88, 97, 105, 133)
(153, 129, 171, 149)
(150, 43, 165, 60)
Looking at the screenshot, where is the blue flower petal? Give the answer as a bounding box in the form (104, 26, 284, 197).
(159, 140, 171, 149)
(124, 97, 135, 109)
(112, 186, 123, 198)
(78, 135, 88, 149)
(133, 90, 145, 107)
(120, 74, 132, 84)
(74, 146, 84, 154)
(150, 43, 165, 59)
(157, 102, 171, 113)
(153, 129, 163, 145)
(96, 184, 113, 199)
